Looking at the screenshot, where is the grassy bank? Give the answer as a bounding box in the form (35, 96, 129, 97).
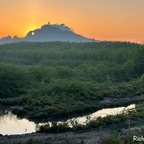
(36, 101, 144, 133)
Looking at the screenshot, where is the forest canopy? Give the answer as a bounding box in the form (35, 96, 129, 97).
(0, 41, 144, 119)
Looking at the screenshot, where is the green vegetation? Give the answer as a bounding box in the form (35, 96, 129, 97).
(0, 41, 144, 120)
(37, 102, 144, 133)
(105, 126, 144, 144)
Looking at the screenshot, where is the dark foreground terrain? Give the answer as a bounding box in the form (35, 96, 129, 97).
(1, 119, 144, 144)
(0, 130, 105, 144)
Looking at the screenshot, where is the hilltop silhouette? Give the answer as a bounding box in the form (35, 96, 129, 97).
(0, 23, 97, 44)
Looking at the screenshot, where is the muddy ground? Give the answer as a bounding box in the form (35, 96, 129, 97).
(0, 94, 144, 144)
(1, 120, 144, 144)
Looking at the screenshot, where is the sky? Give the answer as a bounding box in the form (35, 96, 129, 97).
(0, 0, 144, 43)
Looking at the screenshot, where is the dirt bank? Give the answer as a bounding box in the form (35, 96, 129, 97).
(0, 128, 110, 144)
(1, 119, 144, 144)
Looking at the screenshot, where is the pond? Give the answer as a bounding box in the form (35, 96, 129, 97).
(0, 110, 36, 135)
(0, 104, 135, 135)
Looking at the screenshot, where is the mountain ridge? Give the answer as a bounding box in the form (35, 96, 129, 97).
(0, 23, 97, 44)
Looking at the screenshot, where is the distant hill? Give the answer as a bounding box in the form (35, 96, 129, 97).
(0, 23, 98, 44)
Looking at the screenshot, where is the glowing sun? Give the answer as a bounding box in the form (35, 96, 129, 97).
(24, 25, 38, 36)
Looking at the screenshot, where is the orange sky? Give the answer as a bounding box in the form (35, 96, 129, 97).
(0, 0, 144, 43)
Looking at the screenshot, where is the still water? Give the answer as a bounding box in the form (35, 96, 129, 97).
(0, 111, 36, 135)
(0, 104, 135, 135)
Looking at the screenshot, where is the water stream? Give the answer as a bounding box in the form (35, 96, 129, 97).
(0, 104, 135, 135)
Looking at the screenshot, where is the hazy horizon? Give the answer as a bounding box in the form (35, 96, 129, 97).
(0, 0, 144, 43)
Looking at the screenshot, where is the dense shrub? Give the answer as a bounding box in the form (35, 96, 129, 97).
(0, 41, 144, 119)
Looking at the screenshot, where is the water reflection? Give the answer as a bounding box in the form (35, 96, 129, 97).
(0, 111, 36, 135)
(0, 104, 135, 135)
(67, 104, 135, 126)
